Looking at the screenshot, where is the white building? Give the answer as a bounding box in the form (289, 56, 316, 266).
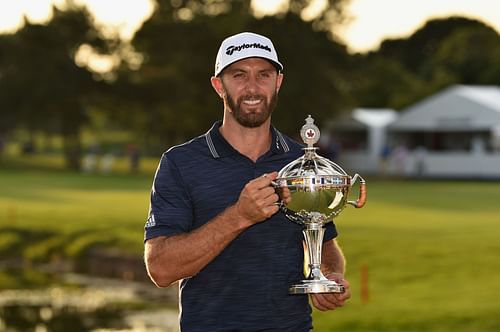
(324, 108, 397, 175)
(387, 85, 500, 178)
(328, 85, 500, 178)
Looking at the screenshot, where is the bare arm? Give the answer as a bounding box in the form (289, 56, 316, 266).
(310, 239, 351, 311)
(144, 172, 280, 287)
(321, 239, 346, 276)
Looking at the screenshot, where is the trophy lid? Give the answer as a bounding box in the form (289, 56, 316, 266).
(278, 115, 348, 179)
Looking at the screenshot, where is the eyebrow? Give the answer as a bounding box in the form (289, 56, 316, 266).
(227, 67, 276, 75)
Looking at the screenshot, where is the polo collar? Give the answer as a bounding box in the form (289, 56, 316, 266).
(205, 121, 290, 159)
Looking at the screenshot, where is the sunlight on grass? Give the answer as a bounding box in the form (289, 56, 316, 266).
(1, 166, 500, 331)
(312, 179, 500, 331)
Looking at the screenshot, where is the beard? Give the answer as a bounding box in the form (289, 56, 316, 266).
(224, 87, 279, 128)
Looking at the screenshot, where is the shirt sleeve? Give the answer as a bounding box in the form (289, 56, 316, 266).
(323, 221, 338, 242)
(144, 152, 193, 241)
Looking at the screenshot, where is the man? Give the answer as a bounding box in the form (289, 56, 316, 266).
(144, 32, 350, 331)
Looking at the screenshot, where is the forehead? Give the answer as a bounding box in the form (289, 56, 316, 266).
(224, 57, 277, 72)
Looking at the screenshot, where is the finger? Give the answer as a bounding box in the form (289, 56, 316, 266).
(311, 294, 340, 311)
(266, 171, 278, 179)
(280, 187, 292, 204)
(341, 278, 350, 288)
(326, 276, 351, 302)
(244, 181, 273, 199)
(325, 272, 344, 283)
(262, 204, 279, 217)
(336, 283, 351, 302)
(254, 189, 278, 205)
(248, 188, 279, 208)
(261, 192, 280, 211)
(257, 172, 278, 187)
(260, 186, 279, 199)
(337, 290, 351, 302)
(319, 292, 344, 307)
(247, 190, 279, 218)
(310, 294, 329, 311)
(324, 274, 350, 292)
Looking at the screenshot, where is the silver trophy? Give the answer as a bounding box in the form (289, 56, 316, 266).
(274, 115, 367, 294)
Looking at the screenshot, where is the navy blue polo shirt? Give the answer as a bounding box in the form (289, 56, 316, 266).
(145, 121, 337, 332)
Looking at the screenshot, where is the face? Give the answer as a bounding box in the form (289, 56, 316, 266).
(212, 58, 283, 128)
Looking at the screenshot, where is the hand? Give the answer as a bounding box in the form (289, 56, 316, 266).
(276, 183, 291, 206)
(310, 273, 351, 311)
(235, 172, 280, 225)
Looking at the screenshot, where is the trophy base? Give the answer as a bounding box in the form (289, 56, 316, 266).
(289, 280, 344, 294)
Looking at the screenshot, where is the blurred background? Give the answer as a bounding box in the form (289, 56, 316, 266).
(0, 0, 499, 331)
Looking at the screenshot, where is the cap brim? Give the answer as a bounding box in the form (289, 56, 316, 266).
(215, 56, 283, 77)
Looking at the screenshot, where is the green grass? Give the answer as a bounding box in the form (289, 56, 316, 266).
(313, 179, 500, 331)
(0, 168, 153, 261)
(1, 160, 500, 331)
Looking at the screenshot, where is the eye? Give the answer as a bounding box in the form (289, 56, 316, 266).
(233, 72, 246, 79)
(258, 71, 273, 80)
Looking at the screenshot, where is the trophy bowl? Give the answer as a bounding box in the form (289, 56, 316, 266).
(274, 115, 366, 294)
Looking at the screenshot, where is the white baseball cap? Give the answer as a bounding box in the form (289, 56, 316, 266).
(214, 32, 283, 77)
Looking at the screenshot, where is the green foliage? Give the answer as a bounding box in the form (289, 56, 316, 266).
(0, 5, 111, 169)
(23, 235, 67, 262)
(64, 232, 118, 258)
(377, 16, 495, 79)
(249, 15, 354, 132)
(111, 0, 353, 146)
(350, 16, 500, 110)
(432, 26, 500, 85)
(2, 3, 500, 163)
(0, 232, 21, 252)
(117, 8, 500, 144)
(349, 56, 425, 109)
(0, 272, 20, 289)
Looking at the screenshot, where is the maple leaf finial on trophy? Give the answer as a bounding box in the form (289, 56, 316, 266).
(300, 115, 320, 148)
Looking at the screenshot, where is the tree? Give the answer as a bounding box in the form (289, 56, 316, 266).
(377, 16, 495, 79)
(432, 26, 500, 85)
(0, 34, 19, 135)
(0, 5, 110, 169)
(112, 0, 352, 149)
(349, 16, 500, 111)
(349, 55, 425, 109)
(247, 14, 354, 132)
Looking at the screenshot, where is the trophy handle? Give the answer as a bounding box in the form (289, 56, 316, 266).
(272, 181, 305, 225)
(347, 174, 367, 208)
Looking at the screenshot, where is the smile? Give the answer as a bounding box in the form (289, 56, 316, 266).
(242, 99, 262, 105)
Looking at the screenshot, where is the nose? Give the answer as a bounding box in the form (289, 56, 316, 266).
(245, 73, 259, 94)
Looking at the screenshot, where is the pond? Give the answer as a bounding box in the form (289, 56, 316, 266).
(0, 273, 179, 332)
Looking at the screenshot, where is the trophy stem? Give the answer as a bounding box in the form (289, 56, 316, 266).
(303, 223, 327, 281)
(289, 213, 345, 294)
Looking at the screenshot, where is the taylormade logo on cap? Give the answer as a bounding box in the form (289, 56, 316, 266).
(214, 32, 283, 76)
(226, 43, 272, 56)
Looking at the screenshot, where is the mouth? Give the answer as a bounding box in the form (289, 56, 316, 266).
(241, 97, 264, 107)
(242, 99, 262, 106)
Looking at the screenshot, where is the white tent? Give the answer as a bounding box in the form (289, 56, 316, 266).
(387, 85, 500, 178)
(327, 108, 397, 174)
(390, 85, 500, 132)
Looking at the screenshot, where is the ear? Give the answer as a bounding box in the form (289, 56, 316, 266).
(211, 76, 224, 98)
(276, 72, 284, 93)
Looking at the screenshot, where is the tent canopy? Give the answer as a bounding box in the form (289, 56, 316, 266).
(332, 108, 397, 130)
(389, 85, 500, 132)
